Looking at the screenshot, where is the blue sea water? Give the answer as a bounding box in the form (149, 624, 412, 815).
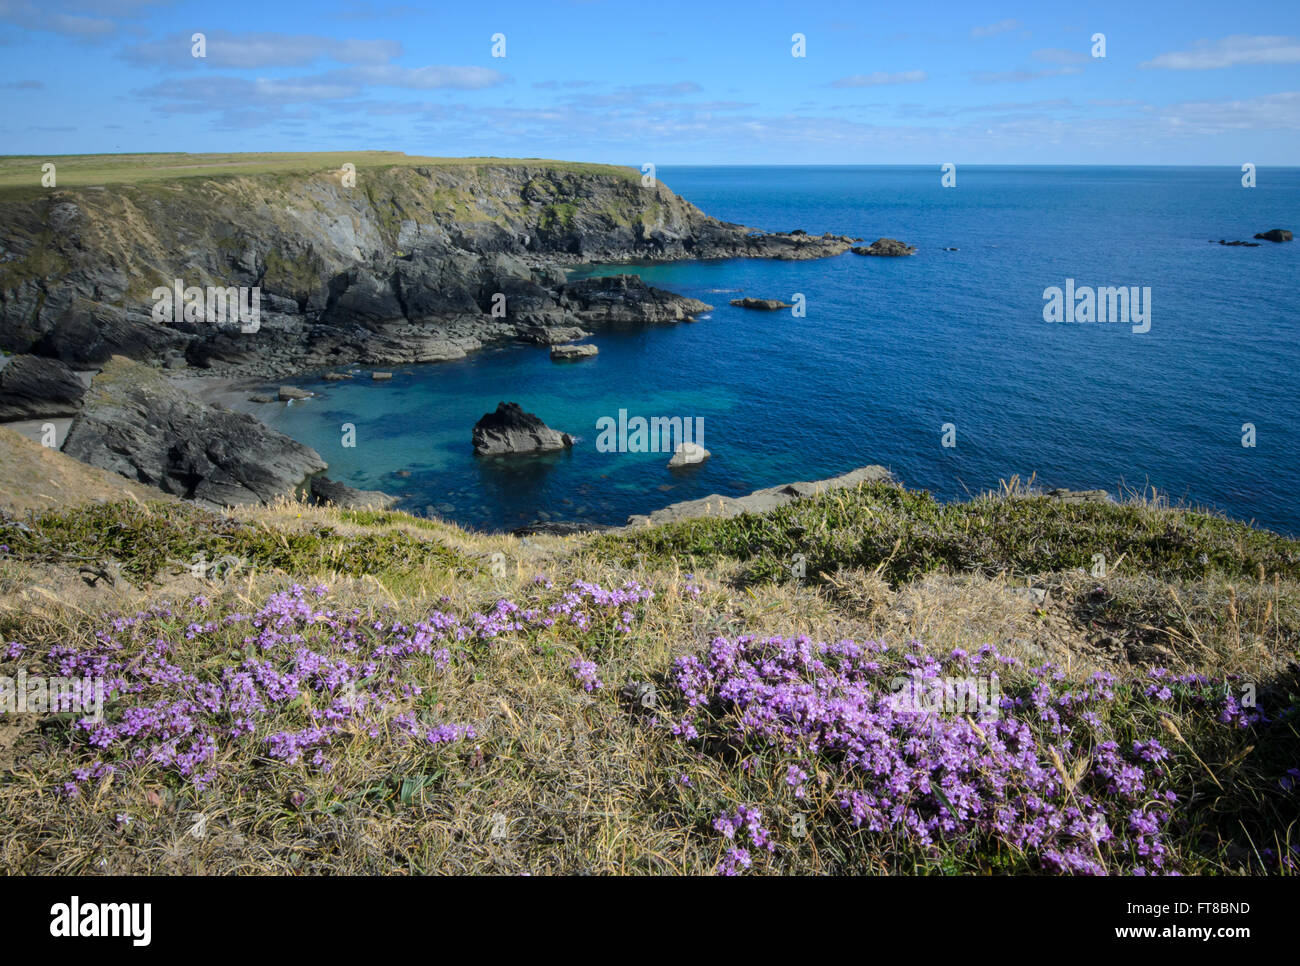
(248, 166, 1300, 535)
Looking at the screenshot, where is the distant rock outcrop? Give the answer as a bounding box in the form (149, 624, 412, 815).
(61, 356, 326, 506)
(560, 275, 712, 325)
(550, 344, 598, 361)
(472, 402, 574, 455)
(1254, 228, 1293, 243)
(852, 238, 917, 257)
(626, 464, 893, 527)
(519, 325, 590, 346)
(729, 298, 792, 310)
(0, 354, 87, 420)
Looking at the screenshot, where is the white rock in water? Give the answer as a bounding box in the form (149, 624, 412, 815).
(668, 442, 710, 467)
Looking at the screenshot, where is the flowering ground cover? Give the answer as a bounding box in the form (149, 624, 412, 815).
(0, 489, 1296, 874)
(668, 633, 1293, 874)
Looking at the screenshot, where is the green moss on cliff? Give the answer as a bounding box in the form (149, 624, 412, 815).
(0, 228, 68, 292)
(264, 247, 325, 301)
(538, 202, 579, 231)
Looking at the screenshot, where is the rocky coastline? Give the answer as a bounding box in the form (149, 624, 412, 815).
(0, 159, 872, 518)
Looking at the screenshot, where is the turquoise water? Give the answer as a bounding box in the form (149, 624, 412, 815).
(250, 165, 1300, 534)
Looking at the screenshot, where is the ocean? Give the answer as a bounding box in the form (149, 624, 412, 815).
(243, 165, 1300, 534)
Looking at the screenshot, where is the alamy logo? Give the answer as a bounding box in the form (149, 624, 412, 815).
(889, 672, 1001, 720)
(152, 279, 261, 333)
(595, 410, 704, 454)
(1042, 279, 1150, 333)
(50, 897, 151, 946)
(1, 672, 104, 722)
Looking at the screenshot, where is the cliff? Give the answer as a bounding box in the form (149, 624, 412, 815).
(0, 155, 852, 377)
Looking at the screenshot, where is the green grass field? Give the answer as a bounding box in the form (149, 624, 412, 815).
(0, 151, 637, 199)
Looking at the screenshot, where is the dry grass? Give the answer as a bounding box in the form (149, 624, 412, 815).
(0, 482, 1297, 875)
(0, 426, 172, 515)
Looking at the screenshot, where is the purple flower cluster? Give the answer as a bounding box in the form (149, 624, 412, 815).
(569, 660, 603, 692)
(14, 579, 654, 794)
(548, 580, 653, 635)
(672, 635, 1262, 875)
(34, 585, 473, 791)
(712, 805, 776, 875)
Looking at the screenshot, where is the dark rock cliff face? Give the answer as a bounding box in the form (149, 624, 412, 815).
(0, 354, 86, 419)
(61, 357, 326, 505)
(0, 164, 849, 379)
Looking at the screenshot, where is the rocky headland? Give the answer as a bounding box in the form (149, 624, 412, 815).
(0, 156, 862, 512)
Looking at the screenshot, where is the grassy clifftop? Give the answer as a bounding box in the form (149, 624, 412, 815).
(0, 151, 638, 199)
(1, 454, 1297, 875)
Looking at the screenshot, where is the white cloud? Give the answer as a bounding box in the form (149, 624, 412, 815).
(0, 0, 114, 37)
(972, 66, 1084, 83)
(830, 70, 927, 88)
(971, 19, 1021, 39)
(1141, 35, 1300, 70)
(1032, 47, 1088, 65)
(1141, 90, 1300, 133)
(324, 64, 507, 90)
(122, 30, 402, 68)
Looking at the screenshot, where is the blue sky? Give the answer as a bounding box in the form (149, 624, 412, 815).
(1, 0, 1298, 163)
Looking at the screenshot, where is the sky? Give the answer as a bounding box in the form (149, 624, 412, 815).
(0, 0, 1298, 164)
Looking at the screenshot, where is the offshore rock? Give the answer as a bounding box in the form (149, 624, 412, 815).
(472, 401, 574, 455)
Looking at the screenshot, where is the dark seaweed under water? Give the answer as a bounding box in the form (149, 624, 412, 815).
(243, 165, 1300, 534)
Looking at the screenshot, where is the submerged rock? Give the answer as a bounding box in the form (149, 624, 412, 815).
(852, 238, 917, 257)
(472, 401, 574, 455)
(278, 386, 313, 401)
